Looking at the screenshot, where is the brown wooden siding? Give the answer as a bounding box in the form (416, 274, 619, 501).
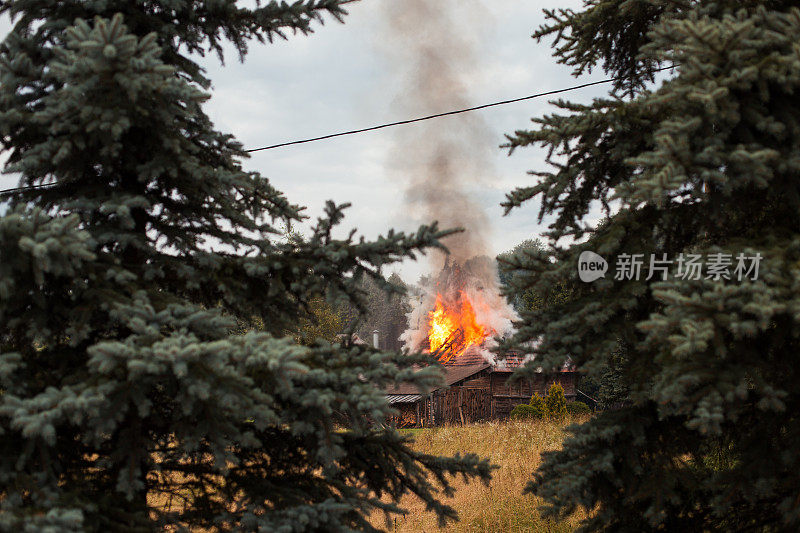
(488, 373, 537, 397)
(430, 388, 492, 425)
(388, 371, 578, 427)
(491, 395, 530, 419)
(461, 374, 490, 389)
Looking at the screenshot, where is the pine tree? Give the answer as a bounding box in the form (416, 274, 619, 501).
(502, 1, 800, 530)
(291, 295, 346, 346)
(342, 273, 410, 351)
(497, 238, 572, 313)
(0, 2, 492, 530)
(497, 239, 547, 312)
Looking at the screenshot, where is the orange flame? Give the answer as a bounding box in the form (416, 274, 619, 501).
(428, 291, 489, 363)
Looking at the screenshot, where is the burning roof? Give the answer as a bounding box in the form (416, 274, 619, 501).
(401, 257, 518, 365)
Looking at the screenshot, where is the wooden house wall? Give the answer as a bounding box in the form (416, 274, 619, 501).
(492, 395, 530, 419)
(554, 372, 577, 398)
(487, 373, 536, 397)
(489, 372, 577, 398)
(430, 388, 492, 426)
(460, 371, 490, 390)
(389, 371, 578, 427)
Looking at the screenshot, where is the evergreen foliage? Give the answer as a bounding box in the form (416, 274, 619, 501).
(497, 239, 547, 312)
(341, 273, 410, 351)
(543, 383, 567, 420)
(510, 403, 543, 421)
(512, 388, 583, 420)
(0, 2, 492, 530)
(503, 0, 800, 530)
(291, 295, 346, 346)
(575, 345, 631, 411)
(565, 401, 591, 416)
(529, 392, 547, 415)
(497, 239, 573, 314)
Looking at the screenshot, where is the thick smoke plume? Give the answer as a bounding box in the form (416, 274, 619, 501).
(382, 0, 518, 360)
(382, 0, 494, 264)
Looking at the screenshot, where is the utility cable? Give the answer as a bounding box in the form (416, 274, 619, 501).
(0, 64, 678, 195)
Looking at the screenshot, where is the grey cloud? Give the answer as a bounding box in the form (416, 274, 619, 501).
(1, 1, 614, 282)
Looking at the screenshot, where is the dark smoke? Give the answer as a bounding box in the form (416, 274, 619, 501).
(382, 0, 495, 265)
(381, 1, 519, 359)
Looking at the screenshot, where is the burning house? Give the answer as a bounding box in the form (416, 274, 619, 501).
(386, 348, 577, 428)
(378, 0, 576, 428)
(386, 259, 577, 428)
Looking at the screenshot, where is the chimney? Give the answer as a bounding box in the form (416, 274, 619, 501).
(373, 330, 379, 349)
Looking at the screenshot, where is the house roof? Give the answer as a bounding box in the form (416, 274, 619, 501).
(385, 363, 490, 396)
(383, 350, 575, 398)
(490, 352, 528, 372)
(387, 394, 422, 404)
(451, 349, 574, 373)
(445, 345, 486, 366)
(445, 346, 530, 372)
(492, 357, 575, 373)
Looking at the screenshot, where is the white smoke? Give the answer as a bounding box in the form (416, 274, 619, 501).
(401, 258, 517, 364)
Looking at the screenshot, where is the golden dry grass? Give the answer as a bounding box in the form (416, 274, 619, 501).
(369, 418, 588, 533)
(147, 418, 587, 531)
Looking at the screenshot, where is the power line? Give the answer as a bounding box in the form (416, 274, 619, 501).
(247, 76, 620, 152)
(246, 64, 676, 152)
(0, 65, 678, 195)
(0, 182, 52, 195)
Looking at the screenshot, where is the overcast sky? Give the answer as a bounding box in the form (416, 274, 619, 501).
(1, 1, 613, 283)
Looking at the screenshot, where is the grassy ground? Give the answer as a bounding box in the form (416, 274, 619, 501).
(369, 418, 588, 533)
(149, 419, 587, 531)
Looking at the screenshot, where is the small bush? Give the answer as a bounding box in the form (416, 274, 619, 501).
(510, 404, 544, 420)
(529, 393, 546, 412)
(566, 401, 591, 416)
(512, 390, 578, 421)
(544, 383, 567, 419)
(511, 394, 547, 420)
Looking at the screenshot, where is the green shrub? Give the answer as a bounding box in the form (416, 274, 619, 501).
(511, 393, 549, 420)
(566, 401, 591, 416)
(510, 404, 544, 420)
(529, 393, 546, 411)
(544, 383, 567, 419)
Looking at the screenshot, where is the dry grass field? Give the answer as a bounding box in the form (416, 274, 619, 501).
(149, 418, 588, 531)
(369, 418, 588, 533)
